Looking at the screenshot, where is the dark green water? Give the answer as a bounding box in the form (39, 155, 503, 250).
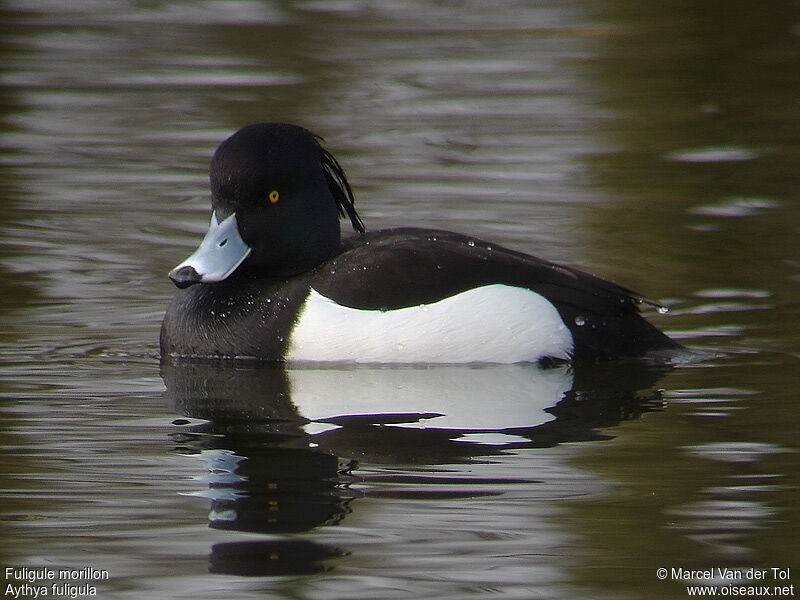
(1, 1, 798, 599)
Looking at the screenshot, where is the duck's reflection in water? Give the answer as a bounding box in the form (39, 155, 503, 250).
(162, 360, 669, 576)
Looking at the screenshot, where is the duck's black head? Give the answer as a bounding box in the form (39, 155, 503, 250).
(169, 123, 365, 288)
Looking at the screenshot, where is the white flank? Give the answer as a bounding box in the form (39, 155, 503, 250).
(286, 284, 573, 363)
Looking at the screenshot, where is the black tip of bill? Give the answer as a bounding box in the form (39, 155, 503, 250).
(169, 265, 202, 289)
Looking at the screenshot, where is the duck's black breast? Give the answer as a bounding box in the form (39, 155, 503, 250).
(160, 272, 312, 360)
(310, 228, 679, 361)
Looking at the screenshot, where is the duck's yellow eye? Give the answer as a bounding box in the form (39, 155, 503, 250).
(268, 190, 280, 203)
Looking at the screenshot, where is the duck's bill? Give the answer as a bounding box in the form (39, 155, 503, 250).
(169, 212, 252, 289)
